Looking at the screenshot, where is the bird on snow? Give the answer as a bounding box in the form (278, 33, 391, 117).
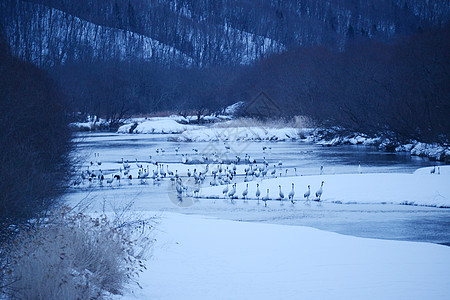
(122, 158, 130, 170)
(304, 185, 311, 202)
(256, 183, 261, 200)
(223, 184, 229, 197)
(262, 189, 270, 207)
(315, 181, 324, 201)
(228, 183, 237, 200)
(278, 185, 285, 200)
(271, 166, 277, 177)
(242, 183, 248, 200)
(193, 183, 200, 198)
(106, 175, 114, 186)
(288, 183, 295, 204)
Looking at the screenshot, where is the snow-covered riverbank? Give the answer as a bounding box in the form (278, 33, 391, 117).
(307, 128, 450, 162)
(72, 115, 449, 162)
(120, 212, 450, 300)
(199, 166, 450, 208)
(118, 116, 449, 161)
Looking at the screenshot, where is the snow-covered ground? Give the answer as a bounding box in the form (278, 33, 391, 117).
(200, 166, 450, 207)
(177, 126, 302, 142)
(199, 166, 450, 208)
(68, 133, 449, 299)
(307, 129, 450, 162)
(118, 119, 195, 134)
(121, 212, 450, 300)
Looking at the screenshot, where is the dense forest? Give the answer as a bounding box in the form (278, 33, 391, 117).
(0, 0, 449, 143)
(0, 28, 71, 243)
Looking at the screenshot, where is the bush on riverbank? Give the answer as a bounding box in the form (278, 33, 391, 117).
(2, 208, 153, 299)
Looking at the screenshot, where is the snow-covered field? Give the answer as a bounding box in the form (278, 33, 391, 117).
(177, 126, 301, 142)
(122, 212, 450, 300)
(199, 166, 450, 208)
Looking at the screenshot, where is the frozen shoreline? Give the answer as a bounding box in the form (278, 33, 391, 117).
(71, 115, 450, 162)
(199, 166, 450, 208)
(119, 212, 450, 300)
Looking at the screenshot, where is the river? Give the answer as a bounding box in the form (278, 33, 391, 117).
(63, 132, 450, 245)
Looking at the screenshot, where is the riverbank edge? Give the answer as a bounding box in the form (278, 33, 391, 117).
(306, 128, 449, 163)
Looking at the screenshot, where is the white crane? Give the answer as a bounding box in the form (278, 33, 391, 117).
(166, 165, 174, 176)
(304, 185, 311, 202)
(122, 158, 130, 170)
(288, 183, 295, 204)
(159, 164, 166, 177)
(210, 175, 218, 186)
(106, 175, 114, 186)
(271, 165, 276, 177)
(242, 183, 248, 200)
(262, 189, 270, 207)
(315, 181, 324, 201)
(256, 183, 261, 200)
(96, 153, 102, 166)
(223, 184, 229, 197)
(278, 185, 285, 200)
(430, 166, 436, 174)
(228, 183, 236, 199)
(193, 183, 200, 198)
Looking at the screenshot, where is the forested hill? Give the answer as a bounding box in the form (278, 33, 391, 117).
(1, 0, 449, 67)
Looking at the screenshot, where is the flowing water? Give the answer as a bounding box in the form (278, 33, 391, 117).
(64, 132, 450, 245)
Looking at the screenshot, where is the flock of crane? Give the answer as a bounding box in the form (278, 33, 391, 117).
(209, 180, 325, 207)
(75, 145, 328, 206)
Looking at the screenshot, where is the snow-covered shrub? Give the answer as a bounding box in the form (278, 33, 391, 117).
(2, 208, 153, 299)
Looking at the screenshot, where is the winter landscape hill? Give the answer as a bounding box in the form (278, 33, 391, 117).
(1, 0, 449, 67)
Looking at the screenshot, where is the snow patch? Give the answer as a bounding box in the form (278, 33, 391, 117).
(177, 126, 301, 142)
(118, 119, 191, 134)
(121, 212, 450, 300)
(199, 166, 450, 208)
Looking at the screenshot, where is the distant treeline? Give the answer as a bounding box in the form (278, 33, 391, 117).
(238, 25, 450, 144)
(54, 26, 449, 144)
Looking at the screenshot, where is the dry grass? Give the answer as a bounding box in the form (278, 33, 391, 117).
(211, 115, 314, 129)
(2, 208, 154, 299)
